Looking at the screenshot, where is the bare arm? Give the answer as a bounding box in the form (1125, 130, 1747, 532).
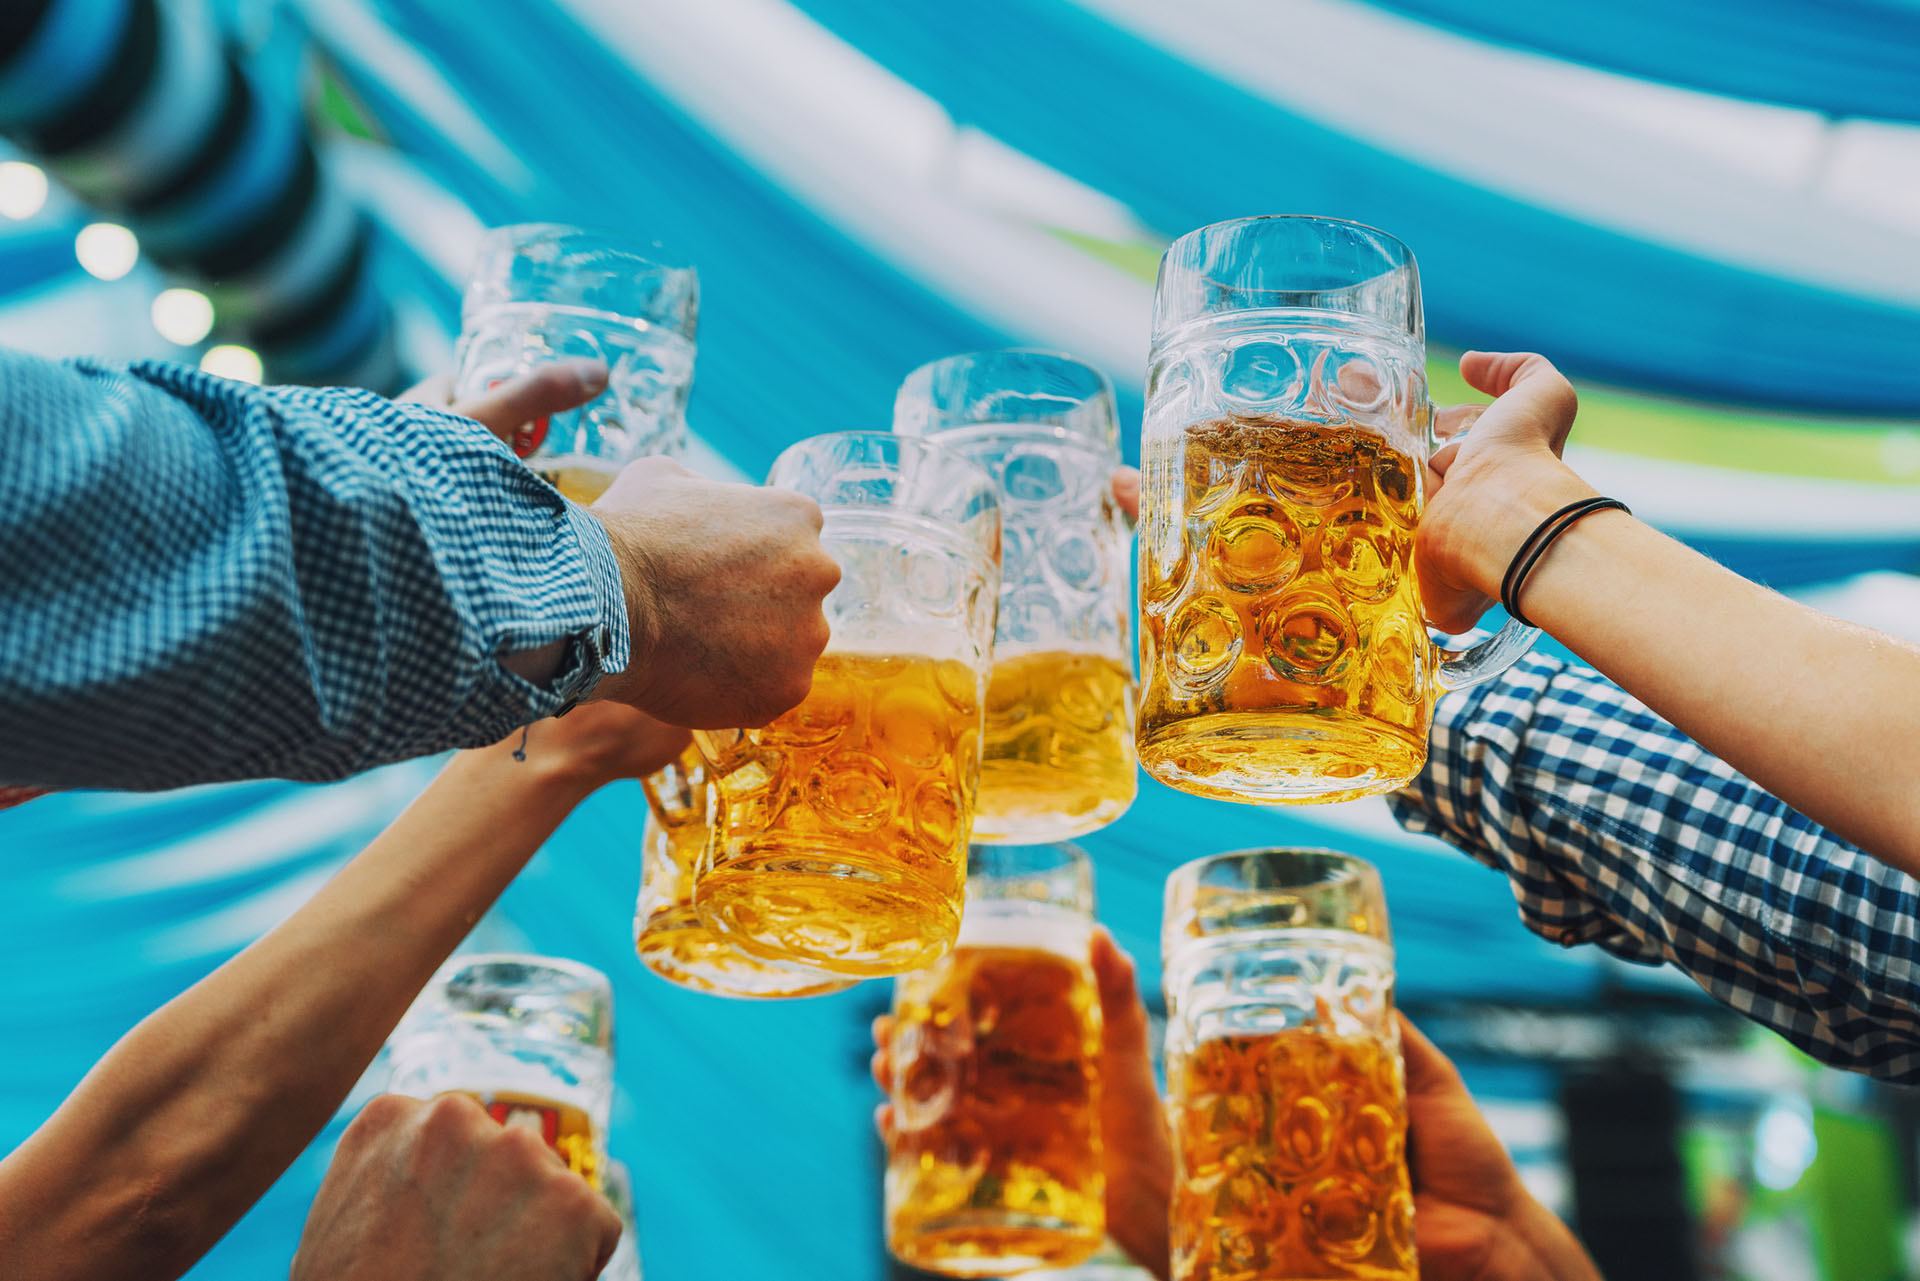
(1417, 351, 1920, 877)
(0, 706, 685, 1281)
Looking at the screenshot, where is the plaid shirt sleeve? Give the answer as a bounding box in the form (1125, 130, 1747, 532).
(1388, 650, 1920, 1083)
(0, 350, 630, 791)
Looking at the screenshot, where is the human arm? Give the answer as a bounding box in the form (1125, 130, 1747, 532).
(1386, 649, 1920, 1082)
(1417, 351, 1920, 876)
(0, 350, 835, 790)
(1397, 1014, 1601, 1281)
(0, 705, 685, 1281)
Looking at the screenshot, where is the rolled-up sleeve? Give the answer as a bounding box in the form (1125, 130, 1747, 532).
(1389, 652, 1920, 1083)
(0, 351, 629, 790)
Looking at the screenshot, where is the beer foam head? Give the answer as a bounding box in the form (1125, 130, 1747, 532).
(957, 900, 1093, 957)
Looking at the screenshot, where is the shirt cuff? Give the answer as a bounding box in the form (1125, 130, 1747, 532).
(540, 503, 631, 714)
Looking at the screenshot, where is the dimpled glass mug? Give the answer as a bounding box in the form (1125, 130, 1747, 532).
(455, 223, 698, 504)
(1162, 849, 1414, 1281)
(694, 432, 1001, 978)
(634, 746, 856, 999)
(894, 350, 1137, 844)
(1137, 216, 1537, 804)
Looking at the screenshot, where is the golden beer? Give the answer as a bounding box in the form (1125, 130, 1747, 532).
(696, 651, 982, 977)
(1169, 1029, 1414, 1281)
(1139, 417, 1430, 805)
(887, 944, 1105, 1275)
(461, 1089, 603, 1189)
(636, 750, 855, 998)
(975, 650, 1136, 843)
(536, 465, 616, 505)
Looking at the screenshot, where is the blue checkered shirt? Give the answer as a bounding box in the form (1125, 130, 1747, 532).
(0, 351, 630, 791)
(1389, 651, 1920, 1083)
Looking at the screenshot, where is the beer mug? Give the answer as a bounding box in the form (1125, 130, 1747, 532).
(634, 746, 855, 999)
(1162, 850, 1414, 1281)
(1138, 216, 1537, 804)
(694, 432, 1000, 977)
(894, 350, 1137, 844)
(387, 954, 614, 1189)
(886, 843, 1104, 1275)
(454, 223, 698, 504)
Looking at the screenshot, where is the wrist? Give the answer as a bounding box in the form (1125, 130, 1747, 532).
(1447, 453, 1596, 599)
(584, 509, 659, 706)
(445, 734, 607, 807)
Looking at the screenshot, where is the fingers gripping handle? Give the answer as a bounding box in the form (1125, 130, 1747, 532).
(1420, 397, 1541, 691)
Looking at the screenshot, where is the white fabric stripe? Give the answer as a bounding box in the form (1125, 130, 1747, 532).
(1073, 0, 1920, 309)
(1565, 445, 1920, 539)
(556, 0, 1154, 379)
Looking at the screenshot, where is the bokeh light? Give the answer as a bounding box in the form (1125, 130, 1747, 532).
(74, 222, 138, 281)
(200, 344, 264, 384)
(0, 161, 47, 220)
(151, 288, 216, 346)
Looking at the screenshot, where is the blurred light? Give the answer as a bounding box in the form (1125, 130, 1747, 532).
(1752, 1096, 1817, 1190)
(151, 288, 215, 346)
(0, 161, 47, 220)
(75, 222, 138, 280)
(200, 344, 263, 384)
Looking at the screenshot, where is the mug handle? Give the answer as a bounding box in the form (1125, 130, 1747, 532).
(1422, 399, 1542, 692)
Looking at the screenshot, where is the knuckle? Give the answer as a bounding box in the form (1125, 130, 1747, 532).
(353, 1092, 415, 1136)
(496, 1121, 557, 1168)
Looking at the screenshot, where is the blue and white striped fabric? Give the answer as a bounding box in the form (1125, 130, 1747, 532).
(0, 349, 628, 790)
(1389, 651, 1920, 1083)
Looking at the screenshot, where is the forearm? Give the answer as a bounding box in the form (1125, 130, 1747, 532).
(1493, 478, 1920, 876)
(0, 352, 628, 790)
(0, 749, 592, 1280)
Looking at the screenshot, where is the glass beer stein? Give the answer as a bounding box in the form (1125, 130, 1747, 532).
(1159, 852, 1420, 1281)
(1138, 216, 1537, 804)
(1162, 849, 1414, 1281)
(388, 954, 615, 1189)
(887, 843, 1105, 1276)
(634, 746, 856, 998)
(895, 350, 1137, 844)
(694, 432, 1001, 978)
(454, 223, 698, 504)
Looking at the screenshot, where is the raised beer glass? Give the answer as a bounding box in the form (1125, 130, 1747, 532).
(694, 432, 1000, 977)
(886, 843, 1104, 1275)
(1138, 216, 1536, 803)
(895, 350, 1136, 844)
(1162, 849, 1414, 1281)
(454, 223, 698, 503)
(634, 746, 856, 998)
(387, 954, 615, 1189)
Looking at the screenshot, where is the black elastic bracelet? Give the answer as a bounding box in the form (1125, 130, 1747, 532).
(1500, 497, 1631, 627)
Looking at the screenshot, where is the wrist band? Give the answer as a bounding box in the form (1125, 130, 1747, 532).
(1499, 497, 1631, 627)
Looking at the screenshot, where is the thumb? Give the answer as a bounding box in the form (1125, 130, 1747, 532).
(1110, 466, 1140, 525)
(1397, 1011, 1467, 1104)
(1091, 928, 1151, 1057)
(453, 358, 610, 443)
(1457, 352, 1577, 444)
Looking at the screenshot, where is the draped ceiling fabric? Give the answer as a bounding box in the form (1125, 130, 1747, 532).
(2, 1, 1917, 1278)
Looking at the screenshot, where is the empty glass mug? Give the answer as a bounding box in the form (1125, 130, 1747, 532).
(886, 843, 1105, 1275)
(1162, 849, 1414, 1281)
(454, 223, 698, 503)
(694, 432, 1001, 978)
(634, 746, 856, 999)
(895, 350, 1136, 844)
(387, 953, 615, 1189)
(1137, 216, 1536, 804)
